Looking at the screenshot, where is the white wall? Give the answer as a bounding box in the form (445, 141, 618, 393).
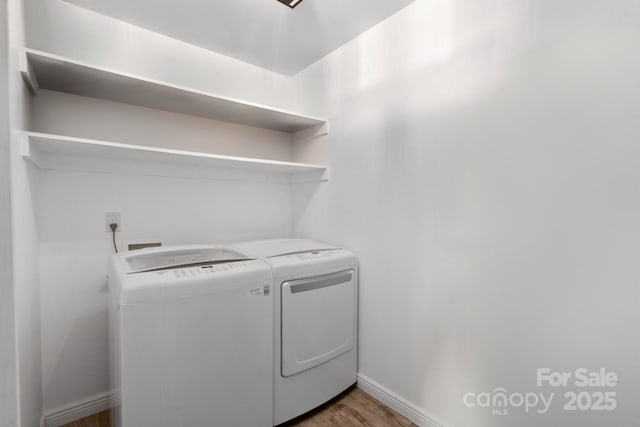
(10, 139, 40, 427)
(8, 0, 42, 425)
(293, 1, 640, 426)
(0, 0, 19, 426)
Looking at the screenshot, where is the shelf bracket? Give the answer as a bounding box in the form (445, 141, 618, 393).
(291, 168, 330, 184)
(20, 132, 31, 158)
(20, 50, 39, 95)
(292, 122, 329, 143)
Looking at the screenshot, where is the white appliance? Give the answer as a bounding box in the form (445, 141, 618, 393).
(233, 239, 358, 425)
(108, 245, 273, 427)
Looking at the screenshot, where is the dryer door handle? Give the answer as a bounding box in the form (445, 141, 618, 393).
(287, 270, 353, 294)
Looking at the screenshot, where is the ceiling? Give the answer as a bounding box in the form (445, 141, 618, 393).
(67, 0, 416, 76)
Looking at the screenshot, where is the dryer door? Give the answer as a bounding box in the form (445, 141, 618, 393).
(281, 270, 356, 377)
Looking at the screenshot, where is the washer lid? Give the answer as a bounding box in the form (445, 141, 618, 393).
(234, 239, 337, 258)
(124, 247, 250, 273)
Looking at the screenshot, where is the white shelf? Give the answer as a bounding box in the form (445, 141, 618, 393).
(20, 49, 329, 136)
(22, 132, 329, 182)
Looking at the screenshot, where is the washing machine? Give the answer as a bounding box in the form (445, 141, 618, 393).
(233, 239, 358, 425)
(108, 245, 273, 427)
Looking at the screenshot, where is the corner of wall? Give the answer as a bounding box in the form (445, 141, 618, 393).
(0, 0, 20, 425)
(8, 0, 44, 425)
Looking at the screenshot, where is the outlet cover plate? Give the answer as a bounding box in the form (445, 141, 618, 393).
(105, 212, 121, 232)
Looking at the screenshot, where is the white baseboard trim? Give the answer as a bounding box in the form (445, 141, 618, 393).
(39, 378, 440, 427)
(357, 373, 445, 427)
(41, 391, 116, 427)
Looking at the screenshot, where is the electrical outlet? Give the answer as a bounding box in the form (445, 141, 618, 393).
(105, 212, 121, 232)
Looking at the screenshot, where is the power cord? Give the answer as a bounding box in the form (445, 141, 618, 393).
(110, 222, 119, 253)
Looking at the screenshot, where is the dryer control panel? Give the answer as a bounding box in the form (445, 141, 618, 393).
(267, 249, 358, 279)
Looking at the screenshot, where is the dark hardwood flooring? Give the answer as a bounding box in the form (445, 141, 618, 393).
(60, 387, 415, 427)
(60, 409, 111, 427)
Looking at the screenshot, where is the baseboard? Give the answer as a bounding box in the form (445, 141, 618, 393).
(357, 373, 445, 427)
(41, 391, 116, 427)
(40, 377, 439, 427)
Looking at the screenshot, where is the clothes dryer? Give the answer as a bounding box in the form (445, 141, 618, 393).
(233, 239, 358, 425)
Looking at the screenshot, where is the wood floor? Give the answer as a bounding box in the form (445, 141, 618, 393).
(60, 409, 111, 427)
(285, 387, 415, 427)
(60, 387, 415, 427)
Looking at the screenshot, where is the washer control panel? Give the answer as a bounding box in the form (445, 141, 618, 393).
(155, 262, 250, 279)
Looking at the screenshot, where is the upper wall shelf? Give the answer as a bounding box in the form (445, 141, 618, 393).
(20, 49, 328, 136)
